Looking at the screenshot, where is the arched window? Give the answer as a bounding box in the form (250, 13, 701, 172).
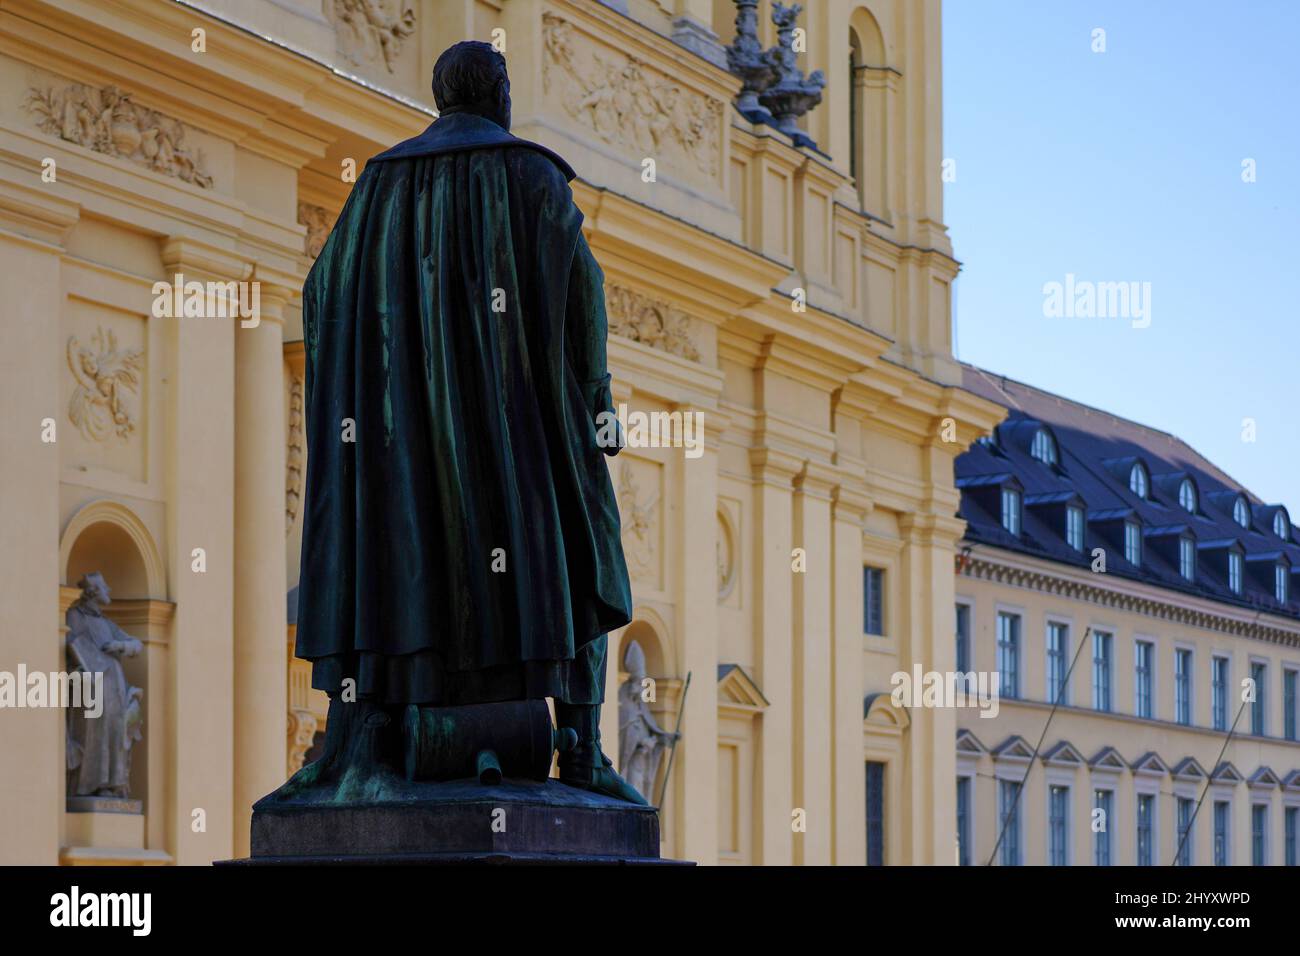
(1031, 429, 1057, 466)
(1233, 497, 1250, 529)
(1129, 463, 1148, 499)
(1273, 509, 1290, 541)
(1178, 479, 1197, 514)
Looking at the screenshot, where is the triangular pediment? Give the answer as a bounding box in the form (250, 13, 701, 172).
(1089, 746, 1126, 773)
(1172, 756, 1208, 781)
(1248, 766, 1280, 789)
(1211, 761, 1244, 784)
(1130, 751, 1170, 777)
(1041, 740, 1085, 766)
(717, 664, 768, 709)
(956, 728, 987, 755)
(992, 735, 1034, 762)
(1281, 770, 1300, 792)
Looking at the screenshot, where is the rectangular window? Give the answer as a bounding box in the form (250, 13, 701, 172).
(1277, 564, 1289, 603)
(1285, 669, 1298, 742)
(997, 612, 1021, 699)
(1046, 622, 1068, 704)
(866, 761, 885, 866)
(1214, 801, 1230, 866)
(1180, 537, 1196, 580)
(955, 604, 971, 674)
(1125, 522, 1142, 566)
(1175, 649, 1192, 725)
(1251, 661, 1267, 736)
(863, 567, 884, 636)
(1093, 631, 1113, 712)
(1067, 506, 1084, 551)
(1136, 793, 1155, 866)
(956, 777, 971, 867)
(1049, 785, 1069, 866)
(1252, 804, 1268, 866)
(999, 779, 1021, 866)
(1287, 807, 1297, 867)
(1229, 551, 1243, 594)
(1176, 797, 1194, 866)
(1135, 640, 1154, 718)
(1001, 488, 1021, 535)
(1094, 790, 1113, 866)
(1212, 657, 1228, 731)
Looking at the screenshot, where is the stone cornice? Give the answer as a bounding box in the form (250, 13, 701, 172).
(964, 546, 1300, 649)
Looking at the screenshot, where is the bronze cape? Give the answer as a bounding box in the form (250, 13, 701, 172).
(295, 112, 632, 706)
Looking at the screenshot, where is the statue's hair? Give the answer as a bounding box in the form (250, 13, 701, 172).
(431, 41, 508, 114)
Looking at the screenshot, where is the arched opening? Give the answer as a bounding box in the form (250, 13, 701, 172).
(60, 500, 165, 600)
(848, 7, 889, 216)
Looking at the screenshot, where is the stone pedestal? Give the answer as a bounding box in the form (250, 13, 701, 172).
(227, 778, 684, 865)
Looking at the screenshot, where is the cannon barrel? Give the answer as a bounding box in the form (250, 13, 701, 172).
(403, 700, 575, 783)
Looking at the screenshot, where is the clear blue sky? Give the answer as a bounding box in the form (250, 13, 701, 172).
(942, 0, 1298, 508)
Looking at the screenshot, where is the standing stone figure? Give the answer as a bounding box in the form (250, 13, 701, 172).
(291, 42, 643, 802)
(617, 641, 679, 803)
(65, 572, 143, 798)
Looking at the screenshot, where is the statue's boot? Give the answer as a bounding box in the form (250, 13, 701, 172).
(274, 695, 400, 800)
(555, 702, 649, 806)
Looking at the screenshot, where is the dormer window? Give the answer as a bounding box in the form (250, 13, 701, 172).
(1276, 564, 1289, 604)
(1228, 551, 1243, 594)
(1066, 506, 1084, 551)
(1273, 509, 1290, 541)
(1233, 497, 1250, 529)
(1031, 429, 1058, 466)
(1178, 479, 1197, 514)
(1179, 537, 1196, 581)
(1001, 487, 1022, 535)
(1129, 463, 1148, 499)
(1125, 521, 1142, 566)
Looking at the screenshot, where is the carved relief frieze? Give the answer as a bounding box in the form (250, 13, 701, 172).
(605, 285, 700, 361)
(286, 376, 305, 533)
(332, 0, 416, 74)
(297, 203, 335, 260)
(542, 11, 722, 179)
(26, 83, 213, 188)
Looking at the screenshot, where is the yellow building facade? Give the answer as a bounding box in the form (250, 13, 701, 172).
(955, 370, 1300, 867)
(0, 0, 1001, 866)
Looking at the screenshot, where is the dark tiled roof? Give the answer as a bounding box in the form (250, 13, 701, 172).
(957, 365, 1300, 620)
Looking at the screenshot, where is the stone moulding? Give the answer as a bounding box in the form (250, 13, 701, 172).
(541, 10, 723, 181)
(25, 82, 214, 189)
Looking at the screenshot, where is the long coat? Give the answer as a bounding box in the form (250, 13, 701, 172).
(295, 112, 632, 706)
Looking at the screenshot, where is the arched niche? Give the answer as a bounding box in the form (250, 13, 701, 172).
(616, 607, 674, 680)
(60, 500, 166, 601)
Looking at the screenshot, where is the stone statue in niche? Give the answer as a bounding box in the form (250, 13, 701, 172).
(617, 641, 679, 803)
(65, 572, 143, 799)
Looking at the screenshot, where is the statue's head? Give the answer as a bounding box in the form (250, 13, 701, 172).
(77, 572, 111, 607)
(432, 41, 511, 131)
(623, 640, 646, 680)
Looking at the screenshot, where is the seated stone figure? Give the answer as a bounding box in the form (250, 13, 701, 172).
(289, 41, 643, 803)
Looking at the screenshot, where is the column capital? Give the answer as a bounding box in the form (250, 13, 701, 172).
(794, 459, 839, 501)
(160, 236, 253, 283)
(749, 446, 803, 487)
(898, 512, 966, 548)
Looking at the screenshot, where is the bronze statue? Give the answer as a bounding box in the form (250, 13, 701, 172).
(284, 42, 644, 805)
